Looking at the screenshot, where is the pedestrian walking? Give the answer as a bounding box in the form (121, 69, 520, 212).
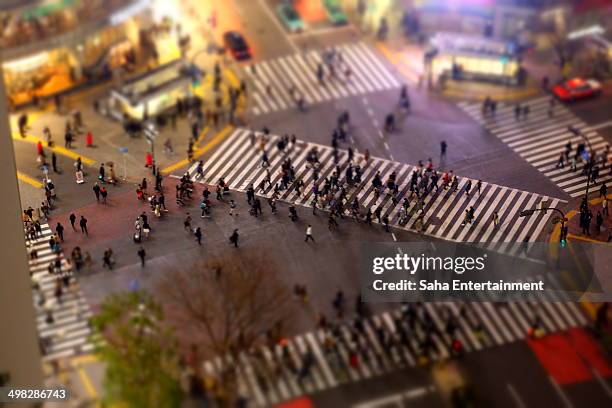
(79, 216, 88, 236)
(305, 225, 315, 242)
(194, 227, 202, 245)
(69, 213, 76, 230)
(514, 104, 521, 121)
(137, 247, 146, 267)
(55, 222, 64, 242)
(93, 182, 100, 202)
(100, 186, 108, 204)
(184, 213, 192, 231)
(229, 199, 237, 216)
(522, 105, 530, 120)
(51, 152, 59, 173)
(440, 140, 447, 158)
(603, 197, 609, 216)
(492, 211, 499, 228)
(556, 153, 565, 169)
(229, 229, 239, 248)
(476, 179, 482, 195)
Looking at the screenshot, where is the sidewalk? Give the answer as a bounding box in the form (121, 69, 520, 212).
(10, 62, 241, 185)
(563, 194, 612, 244)
(43, 354, 103, 407)
(549, 194, 611, 323)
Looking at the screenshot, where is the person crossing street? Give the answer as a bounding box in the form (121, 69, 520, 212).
(305, 225, 315, 243)
(79, 216, 88, 236)
(137, 247, 146, 267)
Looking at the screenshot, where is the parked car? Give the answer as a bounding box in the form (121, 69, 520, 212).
(552, 78, 602, 102)
(322, 0, 348, 25)
(276, 1, 305, 33)
(223, 31, 251, 61)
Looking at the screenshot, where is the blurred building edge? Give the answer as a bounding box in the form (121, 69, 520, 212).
(0, 63, 44, 405)
(0, 0, 160, 108)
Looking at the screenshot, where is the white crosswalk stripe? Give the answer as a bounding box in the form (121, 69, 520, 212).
(241, 42, 401, 116)
(458, 96, 612, 198)
(25, 224, 93, 362)
(201, 297, 587, 406)
(188, 129, 557, 253)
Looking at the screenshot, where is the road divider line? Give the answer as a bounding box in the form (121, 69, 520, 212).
(161, 125, 235, 174)
(17, 171, 43, 188)
(12, 132, 96, 166)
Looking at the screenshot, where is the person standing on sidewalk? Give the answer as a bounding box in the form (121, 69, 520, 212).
(79, 216, 88, 236)
(137, 247, 146, 267)
(305, 225, 315, 243)
(603, 196, 609, 217)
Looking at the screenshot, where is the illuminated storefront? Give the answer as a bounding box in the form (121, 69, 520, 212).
(429, 32, 521, 85)
(108, 60, 199, 120)
(3, 50, 77, 106)
(1, 0, 154, 107)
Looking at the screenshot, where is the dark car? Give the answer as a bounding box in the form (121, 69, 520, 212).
(223, 31, 251, 61)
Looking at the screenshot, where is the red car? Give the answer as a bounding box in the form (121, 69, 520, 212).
(552, 78, 602, 102)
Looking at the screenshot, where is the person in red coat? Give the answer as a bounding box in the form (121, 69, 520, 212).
(37, 140, 44, 156)
(145, 152, 153, 167)
(86, 131, 93, 147)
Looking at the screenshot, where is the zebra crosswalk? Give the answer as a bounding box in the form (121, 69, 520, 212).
(458, 96, 612, 198)
(240, 42, 401, 116)
(203, 299, 587, 406)
(26, 223, 94, 362)
(187, 128, 558, 255)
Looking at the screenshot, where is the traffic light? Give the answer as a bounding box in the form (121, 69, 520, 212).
(560, 225, 568, 247)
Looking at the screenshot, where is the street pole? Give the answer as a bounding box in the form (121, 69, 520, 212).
(123, 153, 127, 180)
(119, 147, 129, 180)
(520, 207, 568, 243)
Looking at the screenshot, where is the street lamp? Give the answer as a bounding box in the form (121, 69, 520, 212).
(520, 207, 568, 246)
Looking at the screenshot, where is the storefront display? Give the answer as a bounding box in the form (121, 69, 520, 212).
(429, 32, 521, 85)
(109, 60, 200, 120)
